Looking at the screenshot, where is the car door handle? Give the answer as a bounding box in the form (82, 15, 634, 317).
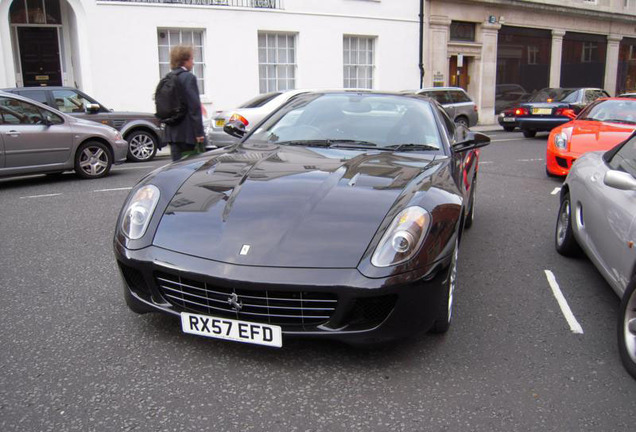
(6, 130, 20, 137)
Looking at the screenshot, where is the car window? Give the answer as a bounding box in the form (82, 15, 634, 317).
(0, 96, 45, 125)
(579, 100, 636, 123)
(449, 90, 471, 103)
(52, 90, 92, 113)
(585, 90, 599, 104)
(17, 90, 49, 106)
(250, 93, 443, 151)
(608, 135, 636, 177)
(238, 92, 283, 109)
(436, 104, 456, 139)
(423, 91, 453, 105)
(530, 88, 577, 103)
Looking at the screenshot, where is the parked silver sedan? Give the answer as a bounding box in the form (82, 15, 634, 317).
(0, 91, 128, 179)
(554, 133, 636, 378)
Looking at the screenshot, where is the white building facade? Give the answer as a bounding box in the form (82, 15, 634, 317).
(0, 0, 422, 116)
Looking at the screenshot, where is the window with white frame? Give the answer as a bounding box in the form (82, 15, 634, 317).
(581, 42, 597, 63)
(343, 36, 375, 89)
(527, 45, 539, 65)
(258, 32, 296, 93)
(157, 28, 205, 94)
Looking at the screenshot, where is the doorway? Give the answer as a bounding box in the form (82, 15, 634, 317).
(18, 27, 62, 87)
(449, 55, 470, 90)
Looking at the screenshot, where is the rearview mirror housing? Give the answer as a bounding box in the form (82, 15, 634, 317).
(451, 131, 491, 153)
(604, 170, 636, 191)
(85, 103, 101, 114)
(223, 120, 247, 138)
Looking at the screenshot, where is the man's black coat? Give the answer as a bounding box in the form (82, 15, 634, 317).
(164, 68, 204, 145)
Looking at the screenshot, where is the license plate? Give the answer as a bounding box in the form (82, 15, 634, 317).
(181, 312, 282, 347)
(532, 108, 552, 115)
(215, 119, 226, 127)
(503, 117, 516, 122)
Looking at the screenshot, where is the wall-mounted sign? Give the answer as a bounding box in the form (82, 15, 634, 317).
(433, 72, 444, 87)
(488, 15, 497, 24)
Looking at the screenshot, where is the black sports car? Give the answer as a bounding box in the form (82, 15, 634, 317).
(113, 91, 489, 347)
(498, 87, 609, 136)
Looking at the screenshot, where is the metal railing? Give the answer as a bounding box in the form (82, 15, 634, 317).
(98, 0, 284, 9)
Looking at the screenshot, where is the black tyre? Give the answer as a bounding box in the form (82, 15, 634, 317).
(522, 129, 537, 138)
(126, 130, 158, 162)
(464, 180, 476, 229)
(454, 116, 469, 128)
(74, 141, 112, 179)
(618, 278, 636, 379)
(503, 126, 515, 132)
(430, 238, 459, 334)
(554, 192, 581, 256)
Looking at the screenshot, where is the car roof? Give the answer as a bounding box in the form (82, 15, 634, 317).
(1, 86, 77, 92)
(0, 89, 70, 116)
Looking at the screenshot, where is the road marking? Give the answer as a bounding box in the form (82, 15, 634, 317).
(20, 193, 62, 199)
(551, 187, 561, 195)
(112, 165, 161, 171)
(517, 158, 544, 162)
(544, 270, 584, 334)
(490, 138, 528, 143)
(93, 187, 133, 192)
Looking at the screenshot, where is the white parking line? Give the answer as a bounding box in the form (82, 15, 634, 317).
(517, 158, 544, 162)
(551, 187, 561, 195)
(544, 270, 584, 334)
(93, 187, 133, 192)
(20, 193, 62, 199)
(491, 138, 524, 143)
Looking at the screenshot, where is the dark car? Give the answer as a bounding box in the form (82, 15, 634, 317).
(113, 91, 489, 348)
(499, 87, 609, 137)
(2, 86, 163, 162)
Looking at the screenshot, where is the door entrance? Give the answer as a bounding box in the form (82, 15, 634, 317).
(449, 55, 470, 90)
(18, 27, 62, 87)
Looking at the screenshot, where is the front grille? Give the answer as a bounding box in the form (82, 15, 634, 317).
(155, 272, 337, 328)
(345, 295, 397, 329)
(556, 156, 569, 169)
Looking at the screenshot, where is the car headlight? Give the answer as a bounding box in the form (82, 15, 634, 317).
(371, 206, 431, 268)
(554, 131, 568, 150)
(121, 185, 160, 239)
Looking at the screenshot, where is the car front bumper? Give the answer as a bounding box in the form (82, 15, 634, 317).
(113, 138, 129, 164)
(114, 240, 453, 346)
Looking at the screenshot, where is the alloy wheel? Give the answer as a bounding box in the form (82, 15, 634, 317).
(623, 288, 636, 364)
(79, 146, 109, 177)
(556, 198, 570, 248)
(129, 132, 156, 161)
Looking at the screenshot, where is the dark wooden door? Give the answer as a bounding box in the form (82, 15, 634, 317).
(18, 27, 62, 87)
(449, 56, 470, 90)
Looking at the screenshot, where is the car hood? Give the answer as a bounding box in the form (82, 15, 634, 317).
(152, 143, 441, 268)
(567, 121, 636, 155)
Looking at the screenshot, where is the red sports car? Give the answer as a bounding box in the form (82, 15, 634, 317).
(546, 97, 636, 177)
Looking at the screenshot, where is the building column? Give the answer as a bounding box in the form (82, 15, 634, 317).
(550, 30, 566, 88)
(480, 21, 501, 125)
(604, 34, 623, 96)
(429, 15, 451, 88)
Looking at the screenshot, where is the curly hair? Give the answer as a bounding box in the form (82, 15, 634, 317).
(170, 45, 194, 69)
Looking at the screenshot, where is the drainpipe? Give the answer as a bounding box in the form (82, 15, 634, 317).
(419, 0, 425, 88)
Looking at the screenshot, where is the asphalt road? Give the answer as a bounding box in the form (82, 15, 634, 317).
(1, 131, 635, 431)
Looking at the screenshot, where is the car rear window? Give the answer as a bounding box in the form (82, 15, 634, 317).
(449, 90, 472, 103)
(529, 88, 577, 103)
(238, 92, 282, 108)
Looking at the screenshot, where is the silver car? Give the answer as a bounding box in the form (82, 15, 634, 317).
(205, 89, 311, 148)
(0, 91, 128, 179)
(405, 87, 479, 127)
(554, 133, 636, 378)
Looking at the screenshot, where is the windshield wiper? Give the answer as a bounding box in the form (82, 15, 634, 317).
(327, 140, 380, 149)
(276, 140, 334, 147)
(385, 143, 440, 152)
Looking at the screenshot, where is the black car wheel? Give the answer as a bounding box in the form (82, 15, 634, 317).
(523, 129, 537, 138)
(454, 116, 469, 128)
(126, 130, 158, 162)
(74, 141, 112, 179)
(503, 126, 515, 132)
(555, 192, 581, 256)
(431, 238, 459, 334)
(618, 277, 636, 379)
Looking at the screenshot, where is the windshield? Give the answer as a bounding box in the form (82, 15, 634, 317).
(529, 88, 578, 103)
(248, 93, 444, 152)
(579, 99, 636, 124)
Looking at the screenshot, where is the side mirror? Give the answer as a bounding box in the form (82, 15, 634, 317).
(85, 103, 101, 113)
(451, 131, 490, 153)
(223, 120, 247, 138)
(603, 170, 636, 191)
